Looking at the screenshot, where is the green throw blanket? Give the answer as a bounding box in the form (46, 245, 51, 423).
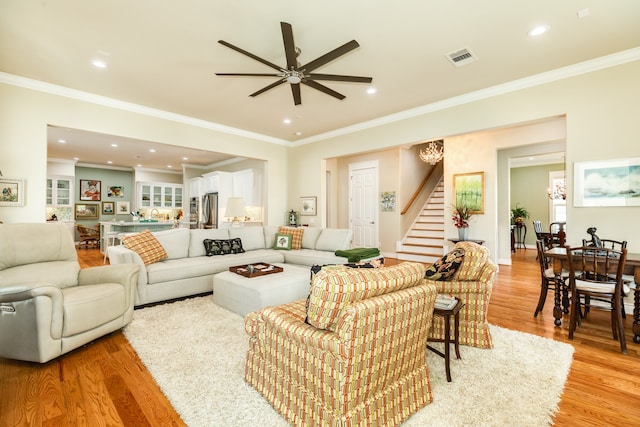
(334, 247, 380, 262)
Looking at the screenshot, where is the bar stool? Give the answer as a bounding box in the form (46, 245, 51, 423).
(103, 231, 122, 263)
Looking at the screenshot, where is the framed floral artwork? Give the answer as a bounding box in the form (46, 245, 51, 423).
(80, 179, 101, 201)
(107, 186, 124, 198)
(102, 201, 115, 215)
(299, 196, 317, 216)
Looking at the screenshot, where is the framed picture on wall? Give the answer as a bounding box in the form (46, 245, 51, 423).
(299, 196, 317, 216)
(116, 201, 130, 214)
(79, 180, 101, 201)
(107, 186, 124, 198)
(574, 157, 640, 207)
(75, 203, 99, 219)
(0, 178, 25, 206)
(453, 171, 484, 214)
(102, 201, 115, 215)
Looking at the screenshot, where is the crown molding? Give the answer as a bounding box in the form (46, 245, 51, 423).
(295, 47, 640, 146)
(0, 72, 288, 147)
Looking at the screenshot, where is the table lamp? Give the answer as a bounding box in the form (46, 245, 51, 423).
(225, 197, 246, 227)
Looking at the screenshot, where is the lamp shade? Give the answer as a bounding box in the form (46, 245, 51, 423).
(225, 197, 246, 219)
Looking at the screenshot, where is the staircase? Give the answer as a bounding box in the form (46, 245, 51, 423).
(396, 179, 445, 264)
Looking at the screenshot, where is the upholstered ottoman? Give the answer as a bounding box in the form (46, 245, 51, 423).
(213, 263, 311, 315)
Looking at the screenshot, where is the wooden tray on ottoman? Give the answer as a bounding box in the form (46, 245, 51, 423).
(229, 263, 284, 278)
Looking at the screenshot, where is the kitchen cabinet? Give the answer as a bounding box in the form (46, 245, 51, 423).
(202, 171, 232, 194)
(137, 182, 183, 209)
(46, 176, 73, 206)
(188, 177, 203, 199)
(232, 169, 262, 206)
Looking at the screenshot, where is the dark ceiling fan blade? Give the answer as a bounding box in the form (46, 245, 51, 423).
(291, 83, 301, 105)
(281, 22, 298, 71)
(301, 80, 345, 100)
(301, 40, 360, 72)
(215, 73, 282, 77)
(306, 73, 372, 83)
(249, 79, 287, 97)
(218, 40, 283, 72)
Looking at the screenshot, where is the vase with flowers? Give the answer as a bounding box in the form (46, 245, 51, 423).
(452, 203, 474, 241)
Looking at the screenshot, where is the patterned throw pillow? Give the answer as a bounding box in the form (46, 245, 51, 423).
(203, 239, 223, 256)
(305, 262, 426, 331)
(122, 230, 167, 265)
(228, 237, 245, 254)
(278, 226, 304, 250)
(425, 248, 465, 281)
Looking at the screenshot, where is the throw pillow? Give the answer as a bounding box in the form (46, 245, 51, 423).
(203, 239, 224, 256)
(278, 226, 304, 250)
(228, 237, 245, 254)
(273, 233, 293, 250)
(425, 248, 465, 281)
(122, 229, 167, 265)
(305, 262, 426, 331)
(216, 239, 232, 255)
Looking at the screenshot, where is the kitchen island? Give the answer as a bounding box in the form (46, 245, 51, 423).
(99, 221, 177, 254)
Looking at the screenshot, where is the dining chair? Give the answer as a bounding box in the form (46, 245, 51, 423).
(549, 222, 566, 247)
(565, 245, 629, 354)
(534, 239, 568, 317)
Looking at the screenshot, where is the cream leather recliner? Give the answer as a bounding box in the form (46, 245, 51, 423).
(0, 223, 139, 363)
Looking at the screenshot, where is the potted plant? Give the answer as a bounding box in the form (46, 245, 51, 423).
(510, 204, 530, 225)
(452, 203, 474, 240)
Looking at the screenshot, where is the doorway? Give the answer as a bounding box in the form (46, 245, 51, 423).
(348, 160, 379, 248)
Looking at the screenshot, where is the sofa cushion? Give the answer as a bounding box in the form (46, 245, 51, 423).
(315, 228, 352, 251)
(301, 227, 322, 249)
(278, 226, 304, 250)
(452, 241, 490, 281)
(122, 230, 167, 265)
(263, 226, 279, 249)
(425, 248, 464, 281)
(188, 229, 229, 257)
(305, 262, 426, 331)
(153, 228, 190, 259)
(230, 227, 265, 251)
(273, 232, 293, 250)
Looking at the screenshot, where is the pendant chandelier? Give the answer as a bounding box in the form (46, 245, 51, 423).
(547, 153, 567, 200)
(419, 140, 444, 165)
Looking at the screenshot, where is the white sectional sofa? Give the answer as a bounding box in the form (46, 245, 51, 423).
(107, 226, 354, 307)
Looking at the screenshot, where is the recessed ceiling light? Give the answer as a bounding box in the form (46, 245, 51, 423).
(73, 157, 79, 161)
(58, 139, 66, 143)
(283, 118, 291, 124)
(136, 164, 142, 167)
(366, 87, 377, 95)
(182, 157, 188, 161)
(149, 149, 156, 153)
(294, 131, 302, 136)
(92, 59, 107, 68)
(167, 165, 172, 168)
(528, 25, 549, 37)
(107, 161, 113, 164)
(111, 143, 118, 147)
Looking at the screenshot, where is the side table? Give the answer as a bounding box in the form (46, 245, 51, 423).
(427, 297, 464, 382)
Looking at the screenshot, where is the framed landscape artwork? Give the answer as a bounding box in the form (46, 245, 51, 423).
(75, 203, 99, 219)
(574, 157, 640, 207)
(0, 178, 25, 206)
(453, 171, 485, 214)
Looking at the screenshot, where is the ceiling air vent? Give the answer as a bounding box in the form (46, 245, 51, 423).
(446, 47, 477, 67)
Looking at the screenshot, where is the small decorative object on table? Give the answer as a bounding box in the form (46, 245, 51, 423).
(230, 263, 283, 278)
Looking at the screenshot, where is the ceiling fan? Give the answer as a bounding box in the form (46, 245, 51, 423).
(215, 22, 373, 105)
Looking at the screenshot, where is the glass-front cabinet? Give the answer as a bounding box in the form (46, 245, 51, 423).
(137, 182, 183, 209)
(46, 176, 73, 206)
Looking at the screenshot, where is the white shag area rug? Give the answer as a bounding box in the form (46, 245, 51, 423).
(123, 296, 574, 427)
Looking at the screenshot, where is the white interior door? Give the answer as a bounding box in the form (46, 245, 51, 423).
(349, 161, 378, 248)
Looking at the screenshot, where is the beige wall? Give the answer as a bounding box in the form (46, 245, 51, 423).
(290, 59, 640, 259)
(0, 83, 289, 226)
(2, 59, 639, 259)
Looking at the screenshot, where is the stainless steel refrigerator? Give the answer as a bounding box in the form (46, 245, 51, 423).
(201, 192, 218, 229)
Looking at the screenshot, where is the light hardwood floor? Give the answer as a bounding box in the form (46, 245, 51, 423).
(1, 248, 639, 426)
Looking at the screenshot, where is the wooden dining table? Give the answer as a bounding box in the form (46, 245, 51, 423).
(545, 247, 640, 343)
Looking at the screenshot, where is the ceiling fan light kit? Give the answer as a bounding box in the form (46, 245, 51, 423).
(216, 22, 373, 105)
